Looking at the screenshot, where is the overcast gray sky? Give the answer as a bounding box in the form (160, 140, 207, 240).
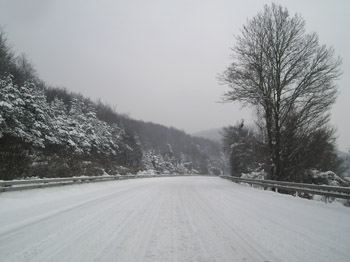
(0, 0, 349, 151)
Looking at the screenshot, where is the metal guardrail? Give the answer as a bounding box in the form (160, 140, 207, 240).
(220, 175, 350, 201)
(0, 174, 168, 193)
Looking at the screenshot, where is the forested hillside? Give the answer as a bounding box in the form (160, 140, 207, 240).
(0, 29, 222, 180)
(192, 128, 223, 142)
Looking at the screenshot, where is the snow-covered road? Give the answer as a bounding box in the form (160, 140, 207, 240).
(0, 176, 349, 262)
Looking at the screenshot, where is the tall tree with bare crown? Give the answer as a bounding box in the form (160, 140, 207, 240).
(220, 3, 342, 180)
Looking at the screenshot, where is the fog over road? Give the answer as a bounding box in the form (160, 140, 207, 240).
(0, 176, 349, 262)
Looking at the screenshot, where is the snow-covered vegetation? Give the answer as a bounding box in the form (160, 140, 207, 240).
(0, 29, 222, 180)
(240, 169, 348, 187)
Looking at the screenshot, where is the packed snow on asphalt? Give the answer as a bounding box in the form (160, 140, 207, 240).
(0, 176, 349, 262)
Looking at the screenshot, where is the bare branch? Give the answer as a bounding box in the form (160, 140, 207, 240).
(220, 3, 342, 180)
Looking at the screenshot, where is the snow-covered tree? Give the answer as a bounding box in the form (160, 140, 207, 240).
(0, 77, 51, 179)
(222, 121, 266, 176)
(45, 97, 72, 149)
(0, 77, 49, 147)
(117, 130, 142, 168)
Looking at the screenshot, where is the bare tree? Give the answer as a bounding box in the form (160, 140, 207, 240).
(0, 27, 15, 79)
(14, 54, 38, 86)
(220, 3, 342, 180)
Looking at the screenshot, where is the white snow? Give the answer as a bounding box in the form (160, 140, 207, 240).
(310, 169, 347, 186)
(0, 101, 13, 109)
(0, 176, 349, 262)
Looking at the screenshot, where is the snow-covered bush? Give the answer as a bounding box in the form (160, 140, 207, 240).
(241, 170, 267, 180)
(307, 169, 348, 187)
(141, 150, 194, 175)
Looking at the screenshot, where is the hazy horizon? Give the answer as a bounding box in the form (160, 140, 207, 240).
(0, 0, 349, 150)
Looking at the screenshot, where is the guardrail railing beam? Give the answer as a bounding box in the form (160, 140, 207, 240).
(220, 175, 350, 201)
(0, 174, 198, 193)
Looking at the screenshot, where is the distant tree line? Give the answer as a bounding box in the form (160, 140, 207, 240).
(0, 28, 222, 180)
(220, 4, 343, 182)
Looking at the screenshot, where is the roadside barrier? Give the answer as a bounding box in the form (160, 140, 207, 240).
(0, 174, 173, 192)
(220, 175, 350, 202)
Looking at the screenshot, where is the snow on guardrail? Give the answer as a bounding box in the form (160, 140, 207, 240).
(220, 175, 350, 202)
(0, 174, 200, 192)
(0, 174, 168, 192)
(0, 175, 133, 192)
